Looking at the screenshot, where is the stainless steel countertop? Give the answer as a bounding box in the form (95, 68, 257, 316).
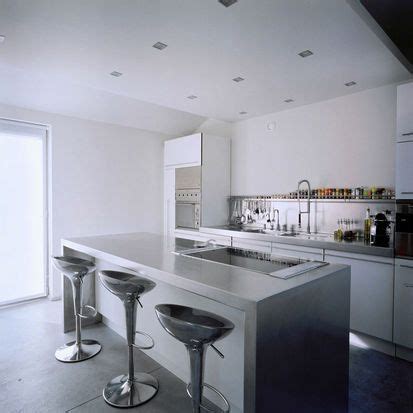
(62, 232, 347, 310)
(199, 226, 394, 258)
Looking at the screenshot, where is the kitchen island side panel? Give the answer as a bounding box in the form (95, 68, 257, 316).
(255, 267, 350, 413)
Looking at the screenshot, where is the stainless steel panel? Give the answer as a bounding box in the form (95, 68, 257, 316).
(175, 165, 201, 190)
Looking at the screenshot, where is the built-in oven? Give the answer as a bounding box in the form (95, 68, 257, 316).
(395, 200, 413, 259)
(175, 166, 201, 230)
(175, 189, 201, 229)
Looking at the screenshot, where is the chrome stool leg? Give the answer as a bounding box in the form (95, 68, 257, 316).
(55, 274, 101, 362)
(186, 343, 230, 413)
(102, 294, 158, 408)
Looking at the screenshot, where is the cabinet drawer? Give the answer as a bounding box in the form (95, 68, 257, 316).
(232, 238, 272, 253)
(174, 230, 231, 246)
(272, 242, 323, 261)
(394, 259, 413, 349)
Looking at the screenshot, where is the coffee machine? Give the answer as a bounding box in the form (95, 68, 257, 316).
(370, 212, 391, 247)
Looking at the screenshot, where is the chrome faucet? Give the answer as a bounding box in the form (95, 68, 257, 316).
(272, 208, 280, 231)
(297, 179, 311, 234)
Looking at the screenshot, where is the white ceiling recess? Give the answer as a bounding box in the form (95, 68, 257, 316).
(0, 0, 411, 126)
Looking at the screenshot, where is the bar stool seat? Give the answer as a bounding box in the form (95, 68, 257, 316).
(155, 304, 234, 413)
(52, 256, 101, 363)
(99, 270, 158, 408)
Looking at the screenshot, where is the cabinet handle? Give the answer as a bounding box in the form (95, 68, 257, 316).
(400, 264, 413, 269)
(402, 132, 413, 136)
(404, 283, 413, 288)
(401, 192, 413, 194)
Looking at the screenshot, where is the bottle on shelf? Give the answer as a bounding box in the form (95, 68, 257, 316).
(364, 208, 371, 243)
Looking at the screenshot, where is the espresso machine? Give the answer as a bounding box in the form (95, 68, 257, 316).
(370, 212, 391, 247)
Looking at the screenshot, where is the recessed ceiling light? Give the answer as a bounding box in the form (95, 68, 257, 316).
(110, 71, 123, 77)
(0, 35, 5, 43)
(218, 0, 238, 7)
(239, 111, 248, 115)
(153, 41, 168, 50)
(298, 50, 313, 58)
(284, 98, 294, 103)
(345, 81, 357, 87)
(187, 95, 198, 100)
(233, 77, 245, 82)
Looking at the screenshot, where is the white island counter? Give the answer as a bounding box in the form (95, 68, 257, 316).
(62, 232, 350, 413)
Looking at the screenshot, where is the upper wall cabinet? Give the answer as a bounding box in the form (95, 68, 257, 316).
(397, 82, 413, 142)
(164, 133, 202, 167)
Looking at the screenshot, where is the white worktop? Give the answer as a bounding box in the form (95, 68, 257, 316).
(62, 232, 346, 310)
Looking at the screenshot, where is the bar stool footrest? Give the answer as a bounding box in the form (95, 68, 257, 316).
(186, 382, 230, 413)
(78, 304, 98, 319)
(132, 330, 155, 350)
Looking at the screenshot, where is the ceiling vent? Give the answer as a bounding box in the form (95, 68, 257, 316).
(284, 99, 294, 103)
(239, 111, 248, 115)
(153, 42, 168, 50)
(187, 95, 198, 99)
(298, 50, 313, 58)
(344, 81, 357, 87)
(232, 77, 245, 82)
(218, 0, 238, 7)
(110, 71, 123, 77)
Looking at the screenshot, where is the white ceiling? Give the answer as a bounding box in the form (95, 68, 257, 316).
(0, 0, 411, 130)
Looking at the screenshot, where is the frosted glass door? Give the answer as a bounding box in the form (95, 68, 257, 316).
(0, 127, 47, 304)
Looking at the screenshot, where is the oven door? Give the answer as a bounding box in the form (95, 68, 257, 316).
(395, 203, 413, 258)
(176, 202, 200, 229)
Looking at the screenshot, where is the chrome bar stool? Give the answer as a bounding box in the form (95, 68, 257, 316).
(52, 256, 101, 362)
(99, 270, 158, 408)
(155, 304, 234, 413)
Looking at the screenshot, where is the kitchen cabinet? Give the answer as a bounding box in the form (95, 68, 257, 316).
(396, 141, 413, 199)
(394, 258, 413, 349)
(232, 238, 272, 253)
(397, 82, 413, 142)
(272, 242, 323, 261)
(324, 250, 394, 342)
(164, 133, 202, 167)
(163, 133, 230, 233)
(174, 229, 231, 246)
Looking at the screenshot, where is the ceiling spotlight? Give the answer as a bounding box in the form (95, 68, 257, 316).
(218, 0, 238, 7)
(0, 35, 5, 43)
(345, 81, 357, 87)
(187, 95, 198, 99)
(239, 111, 248, 115)
(233, 77, 245, 82)
(153, 41, 168, 50)
(110, 71, 123, 77)
(284, 98, 294, 103)
(298, 50, 313, 58)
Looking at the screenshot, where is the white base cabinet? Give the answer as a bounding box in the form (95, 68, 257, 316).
(394, 258, 413, 350)
(324, 250, 394, 342)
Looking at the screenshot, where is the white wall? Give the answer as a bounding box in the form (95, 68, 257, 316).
(0, 103, 169, 299)
(231, 84, 397, 195)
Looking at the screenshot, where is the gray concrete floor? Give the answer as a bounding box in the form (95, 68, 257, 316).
(0, 298, 412, 412)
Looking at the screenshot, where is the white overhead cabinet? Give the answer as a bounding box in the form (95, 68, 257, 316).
(394, 259, 413, 351)
(164, 133, 202, 167)
(396, 82, 413, 199)
(397, 82, 413, 142)
(163, 133, 230, 235)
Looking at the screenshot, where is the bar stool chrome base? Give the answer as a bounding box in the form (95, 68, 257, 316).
(55, 339, 101, 363)
(103, 373, 159, 408)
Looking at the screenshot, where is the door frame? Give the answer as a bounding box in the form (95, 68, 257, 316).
(0, 117, 51, 306)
